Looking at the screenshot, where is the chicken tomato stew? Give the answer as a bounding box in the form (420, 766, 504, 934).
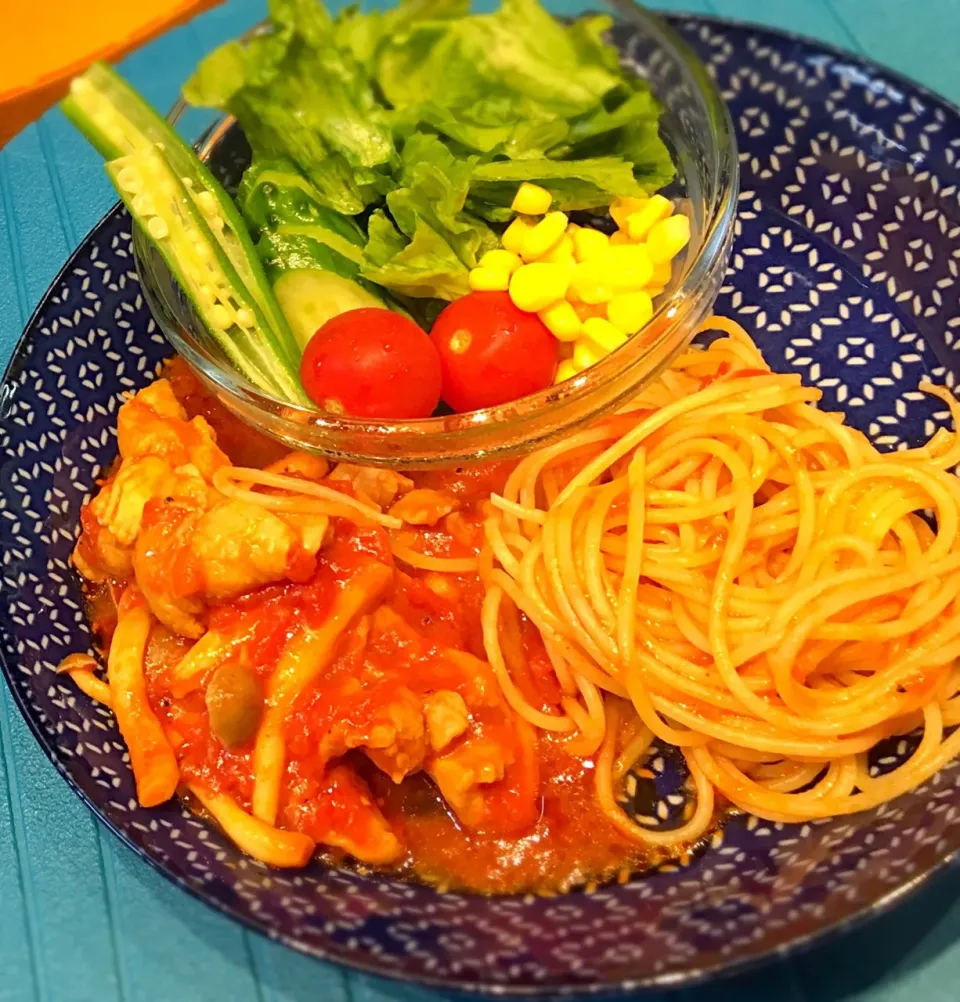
(71, 360, 671, 893)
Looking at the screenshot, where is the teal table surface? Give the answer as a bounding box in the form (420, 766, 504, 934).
(3, 2, 960, 1000)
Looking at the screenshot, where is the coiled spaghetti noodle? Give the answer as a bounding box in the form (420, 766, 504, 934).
(212, 466, 403, 528)
(482, 317, 960, 846)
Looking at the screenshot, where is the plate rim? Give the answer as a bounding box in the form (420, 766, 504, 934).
(3, 12, 960, 996)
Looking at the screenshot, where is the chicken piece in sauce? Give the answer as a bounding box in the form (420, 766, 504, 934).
(76, 381, 330, 635)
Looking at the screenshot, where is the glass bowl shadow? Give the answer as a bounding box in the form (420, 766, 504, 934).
(133, 1, 738, 468)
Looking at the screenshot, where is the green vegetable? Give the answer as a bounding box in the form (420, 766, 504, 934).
(551, 85, 676, 192)
(467, 157, 647, 222)
(359, 135, 498, 301)
(391, 135, 498, 269)
(62, 64, 307, 403)
(377, 0, 619, 121)
(362, 210, 473, 301)
(257, 230, 367, 283)
(272, 267, 387, 351)
(62, 61, 303, 380)
(107, 148, 306, 401)
(184, 0, 396, 215)
(241, 159, 394, 347)
(183, 0, 672, 206)
(238, 156, 368, 265)
(333, 0, 468, 65)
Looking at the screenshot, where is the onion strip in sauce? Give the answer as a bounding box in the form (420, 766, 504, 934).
(108, 593, 179, 808)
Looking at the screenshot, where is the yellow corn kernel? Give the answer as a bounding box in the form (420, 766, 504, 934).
(573, 337, 603, 371)
(626, 194, 673, 241)
(582, 317, 628, 353)
(502, 216, 535, 254)
(647, 214, 691, 263)
(610, 196, 649, 230)
(607, 244, 653, 290)
(511, 182, 553, 215)
(479, 249, 522, 274)
(609, 230, 632, 246)
(554, 359, 579, 385)
(569, 258, 613, 305)
(520, 211, 569, 262)
(509, 262, 570, 313)
(572, 227, 610, 262)
(608, 291, 654, 335)
(651, 258, 672, 287)
(646, 285, 665, 299)
(539, 300, 582, 342)
(469, 267, 510, 292)
(543, 234, 575, 266)
(565, 222, 581, 237)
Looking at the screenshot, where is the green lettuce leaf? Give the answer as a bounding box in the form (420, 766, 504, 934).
(618, 119, 676, 195)
(368, 0, 669, 190)
(333, 0, 469, 64)
(551, 85, 675, 192)
(372, 0, 624, 168)
(376, 0, 620, 120)
(475, 1, 620, 116)
(557, 88, 661, 156)
(467, 156, 646, 221)
(364, 210, 409, 267)
(566, 13, 622, 76)
(362, 210, 471, 301)
(182, 31, 287, 107)
(390, 134, 498, 268)
(391, 98, 569, 160)
(504, 117, 570, 161)
(184, 0, 395, 214)
(360, 136, 498, 300)
(235, 109, 378, 215)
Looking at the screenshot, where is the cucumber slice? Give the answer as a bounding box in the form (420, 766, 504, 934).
(257, 231, 370, 282)
(238, 158, 368, 260)
(257, 232, 393, 348)
(273, 269, 388, 351)
(63, 63, 303, 377)
(107, 148, 308, 402)
(272, 222, 367, 267)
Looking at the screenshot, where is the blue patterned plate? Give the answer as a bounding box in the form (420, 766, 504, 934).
(2, 16, 960, 996)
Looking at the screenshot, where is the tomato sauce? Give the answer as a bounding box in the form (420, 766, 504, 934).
(366, 739, 658, 894)
(81, 359, 675, 894)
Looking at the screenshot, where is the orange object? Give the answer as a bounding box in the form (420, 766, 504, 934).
(0, 0, 222, 147)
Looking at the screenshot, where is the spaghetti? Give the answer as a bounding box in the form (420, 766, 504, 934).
(481, 317, 960, 845)
(212, 466, 403, 529)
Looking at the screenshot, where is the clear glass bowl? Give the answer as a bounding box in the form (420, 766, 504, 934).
(133, 1, 738, 468)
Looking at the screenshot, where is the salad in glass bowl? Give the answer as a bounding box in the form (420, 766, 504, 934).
(63, 0, 736, 463)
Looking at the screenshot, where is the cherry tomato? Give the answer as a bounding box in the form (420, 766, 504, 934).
(300, 308, 442, 419)
(431, 292, 558, 412)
